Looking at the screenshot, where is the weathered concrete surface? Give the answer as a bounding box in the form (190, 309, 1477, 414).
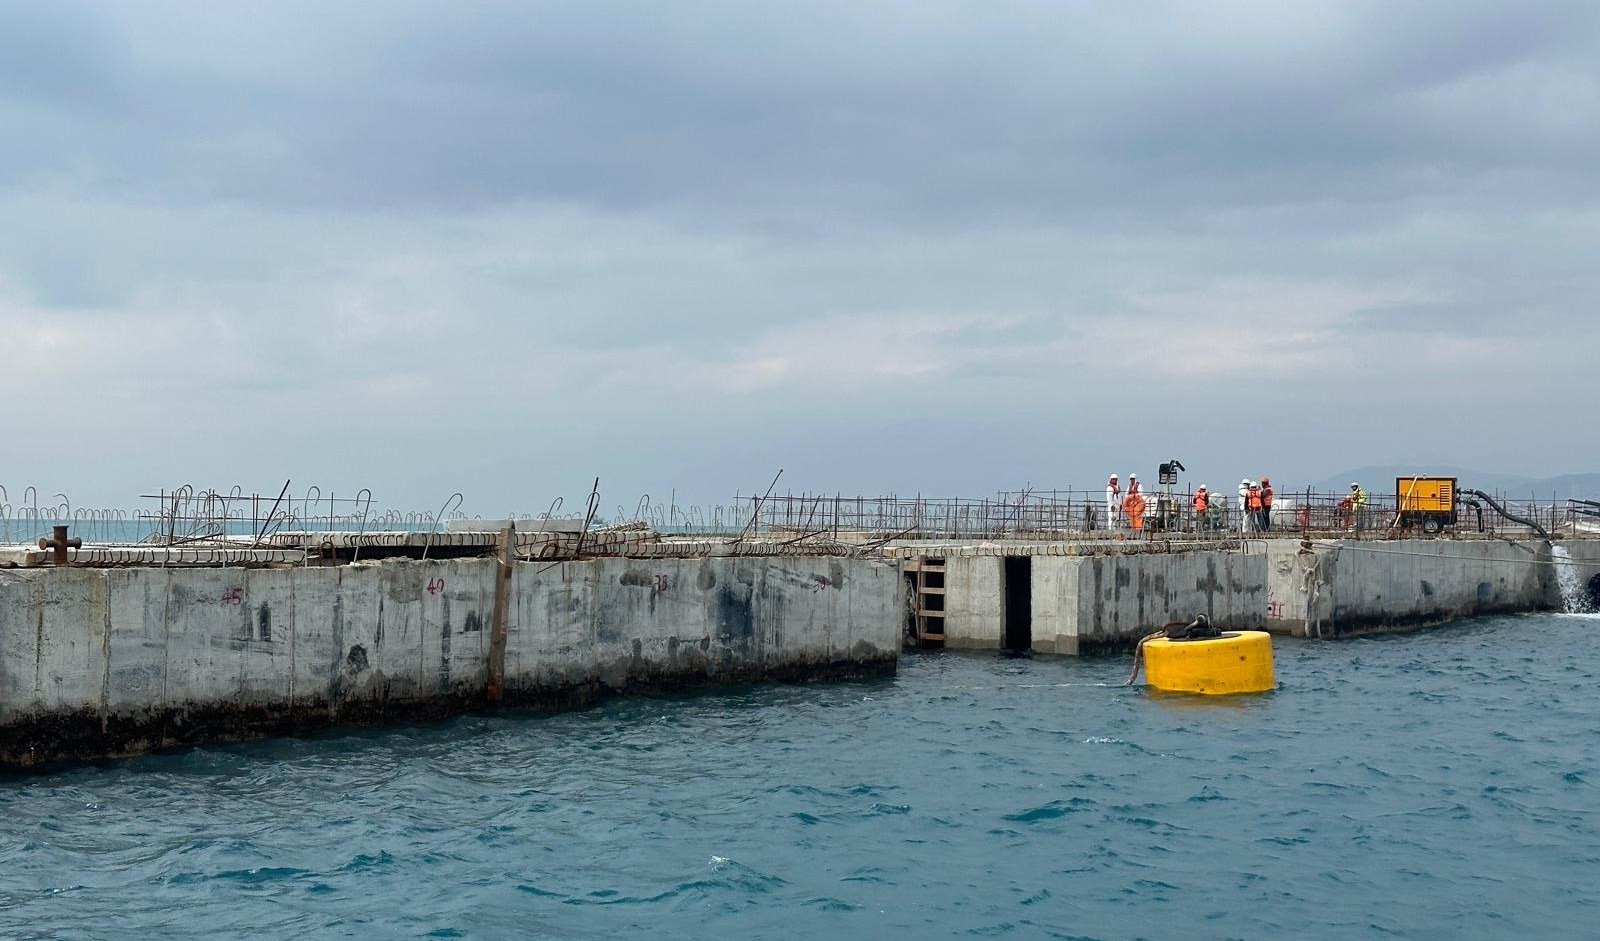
(941, 556, 1003, 650)
(1260, 538, 1596, 637)
(0, 555, 900, 766)
(927, 548, 1264, 655)
(1053, 550, 1266, 654)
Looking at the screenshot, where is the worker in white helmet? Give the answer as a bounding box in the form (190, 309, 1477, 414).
(1238, 479, 1254, 533)
(1105, 474, 1122, 530)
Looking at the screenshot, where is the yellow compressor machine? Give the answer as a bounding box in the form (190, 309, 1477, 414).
(1395, 475, 1457, 534)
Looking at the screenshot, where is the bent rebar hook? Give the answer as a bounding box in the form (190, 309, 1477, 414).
(302, 485, 321, 533)
(422, 492, 463, 560)
(352, 488, 374, 563)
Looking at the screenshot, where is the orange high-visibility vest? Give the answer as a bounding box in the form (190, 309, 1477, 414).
(1261, 484, 1274, 506)
(1123, 493, 1147, 530)
(1247, 487, 1262, 510)
(1192, 492, 1208, 512)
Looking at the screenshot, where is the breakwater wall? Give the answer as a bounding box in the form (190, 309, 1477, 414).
(0, 555, 901, 766)
(890, 544, 1266, 654)
(1263, 538, 1600, 638)
(892, 537, 1600, 652)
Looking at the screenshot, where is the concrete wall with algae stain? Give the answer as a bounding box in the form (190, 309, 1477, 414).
(0, 555, 901, 766)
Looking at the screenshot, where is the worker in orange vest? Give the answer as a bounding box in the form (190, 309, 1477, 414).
(1258, 476, 1275, 531)
(1191, 485, 1209, 530)
(1246, 481, 1263, 534)
(1123, 489, 1147, 532)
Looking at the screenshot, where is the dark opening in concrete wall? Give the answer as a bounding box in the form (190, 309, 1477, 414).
(1003, 556, 1032, 651)
(902, 572, 918, 643)
(1588, 573, 1600, 611)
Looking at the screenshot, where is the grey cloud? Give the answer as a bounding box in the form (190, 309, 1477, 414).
(0, 0, 1596, 508)
(6, 1, 1597, 224)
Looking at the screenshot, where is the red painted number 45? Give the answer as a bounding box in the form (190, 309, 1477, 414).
(426, 577, 446, 595)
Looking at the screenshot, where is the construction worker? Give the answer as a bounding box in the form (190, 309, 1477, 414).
(1123, 488, 1147, 533)
(1246, 481, 1263, 533)
(1238, 479, 1253, 533)
(1191, 484, 1209, 530)
(1127, 473, 1142, 501)
(1259, 476, 1275, 532)
(1105, 474, 1122, 529)
(1350, 482, 1368, 532)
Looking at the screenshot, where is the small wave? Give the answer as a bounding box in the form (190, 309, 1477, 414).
(1004, 798, 1095, 822)
(840, 866, 890, 885)
(167, 865, 308, 886)
(802, 896, 860, 912)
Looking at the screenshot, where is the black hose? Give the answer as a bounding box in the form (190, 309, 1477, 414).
(1459, 489, 1550, 541)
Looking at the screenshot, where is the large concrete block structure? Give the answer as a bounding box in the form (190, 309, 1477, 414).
(0, 555, 902, 766)
(896, 535, 1600, 653)
(895, 544, 1267, 655)
(1261, 538, 1600, 637)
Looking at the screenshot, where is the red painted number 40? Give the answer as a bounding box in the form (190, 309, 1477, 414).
(426, 577, 446, 595)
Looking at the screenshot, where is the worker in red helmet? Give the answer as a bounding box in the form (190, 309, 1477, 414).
(1259, 476, 1275, 531)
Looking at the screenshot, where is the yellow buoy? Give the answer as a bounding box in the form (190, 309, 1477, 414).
(1142, 630, 1275, 695)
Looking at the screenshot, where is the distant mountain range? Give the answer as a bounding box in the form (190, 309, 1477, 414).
(1315, 466, 1600, 500)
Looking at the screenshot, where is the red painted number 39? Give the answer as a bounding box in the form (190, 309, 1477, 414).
(426, 577, 446, 596)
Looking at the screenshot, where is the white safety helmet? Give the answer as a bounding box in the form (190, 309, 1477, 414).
(1350, 482, 1359, 490)
(1240, 478, 1250, 486)
(1109, 473, 1118, 479)
(1198, 484, 1208, 490)
(1128, 472, 1137, 479)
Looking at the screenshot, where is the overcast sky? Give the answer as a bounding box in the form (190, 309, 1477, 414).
(3, 0, 1596, 513)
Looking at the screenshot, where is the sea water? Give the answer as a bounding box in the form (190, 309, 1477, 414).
(3, 612, 1599, 940)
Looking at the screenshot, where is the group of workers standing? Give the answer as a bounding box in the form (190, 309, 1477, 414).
(1186, 477, 1273, 532)
(1104, 473, 1146, 530)
(1104, 474, 1374, 532)
(1236, 477, 1274, 532)
(1104, 472, 1322, 533)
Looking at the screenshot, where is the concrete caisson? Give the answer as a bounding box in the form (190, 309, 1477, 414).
(1260, 538, 1599, 637)
(0, 555, 901, 766)
(905, 546, 1266, 655)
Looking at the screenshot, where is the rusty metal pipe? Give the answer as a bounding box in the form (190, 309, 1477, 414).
(37, 524, 82, 565)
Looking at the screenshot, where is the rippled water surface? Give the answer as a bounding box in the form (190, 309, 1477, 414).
(5, 613, 1600, 940)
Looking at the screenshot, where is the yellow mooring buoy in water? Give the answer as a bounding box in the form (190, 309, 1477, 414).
(1132, 616, 1275, 695)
